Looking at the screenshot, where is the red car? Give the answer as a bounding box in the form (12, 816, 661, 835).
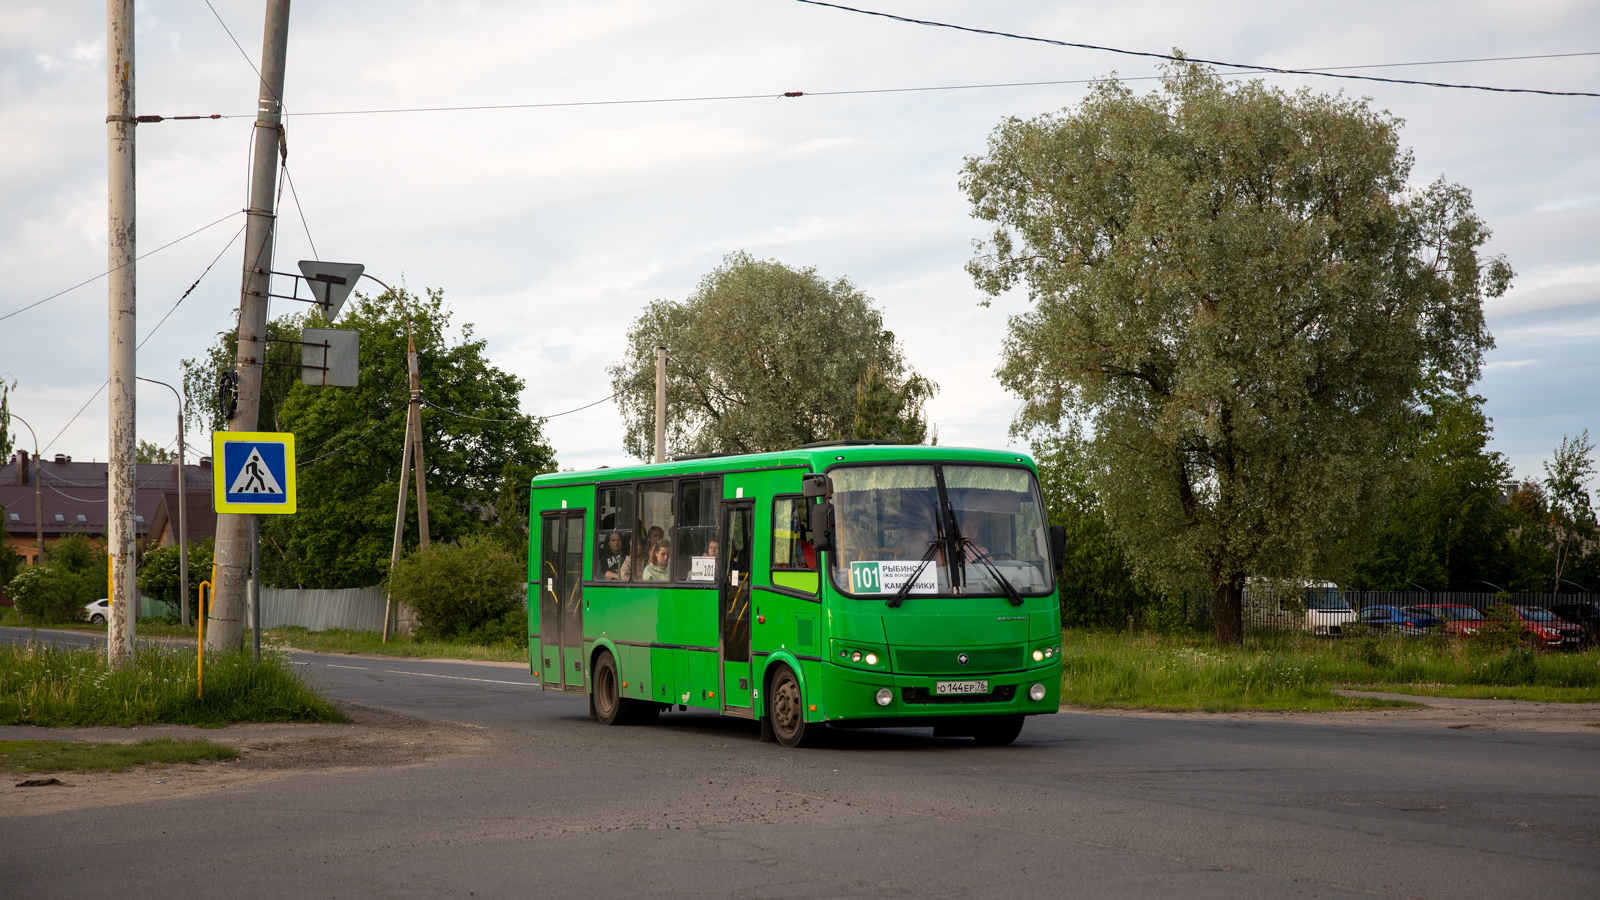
(1413, 604, 1485, 638)
(1514, 606, 1585, 651)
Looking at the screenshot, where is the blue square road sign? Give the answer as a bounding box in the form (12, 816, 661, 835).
(212, 432, 297, 514)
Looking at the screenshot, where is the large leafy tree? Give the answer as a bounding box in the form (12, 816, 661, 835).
(608, 252, 935, 459)
(187, 289, 557, 589)
(962, 61, 1511, 643)
(1544, 431, 1597, 592)
(1348, 389, 1525, 591)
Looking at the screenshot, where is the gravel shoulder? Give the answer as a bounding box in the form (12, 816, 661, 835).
(0, 701, 492, 819)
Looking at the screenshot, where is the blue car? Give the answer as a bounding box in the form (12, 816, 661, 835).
(1358, 605, 1442, 637)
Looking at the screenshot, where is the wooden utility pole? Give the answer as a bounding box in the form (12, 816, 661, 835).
(106, 0, 138, 667)
(210, 0, 291, 652)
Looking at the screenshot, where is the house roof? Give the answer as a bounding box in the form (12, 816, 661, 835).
(0, 451, 213, 539)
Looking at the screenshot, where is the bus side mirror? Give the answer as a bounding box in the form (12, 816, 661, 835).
(802, 474, 833, 553)
(1049, 524, 1067, 572)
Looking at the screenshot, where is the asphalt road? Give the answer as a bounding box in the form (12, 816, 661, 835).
(2, 629, 1597, 899)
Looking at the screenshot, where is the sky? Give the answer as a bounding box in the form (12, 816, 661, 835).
(1, 0, 1597, 481)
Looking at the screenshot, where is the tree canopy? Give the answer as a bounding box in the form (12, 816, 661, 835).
(608, 252, 935, 459)
(962, 61, 1511, 642)
(185, 289, 558, 589)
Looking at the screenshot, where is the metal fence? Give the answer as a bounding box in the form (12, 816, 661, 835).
(255, 586, 399, 633)
(1225, 587, 1600, 635)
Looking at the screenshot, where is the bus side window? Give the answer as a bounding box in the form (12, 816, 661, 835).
(772, 497, 816, 571)
(638, 482, 675, 582)
(597, 484, 634, 580)
(676, 477, 718, 582)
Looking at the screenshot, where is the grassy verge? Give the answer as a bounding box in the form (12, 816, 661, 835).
(1, 738, 238, 774)
(1060, 629, 1600, 712)
(264, 626, 526, 663)
(0, 642, 347, 727)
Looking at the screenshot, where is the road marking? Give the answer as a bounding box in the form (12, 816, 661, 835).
(325, 664, 367, 670)
(378, 668, 536, 687)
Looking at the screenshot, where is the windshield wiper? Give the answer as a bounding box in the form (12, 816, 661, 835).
(887, 540, 942, 608)
(962, 539, 1025, 607)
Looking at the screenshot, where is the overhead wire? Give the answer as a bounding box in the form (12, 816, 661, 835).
(0, 210, 243, 325)
(791, 1, 1600, 98)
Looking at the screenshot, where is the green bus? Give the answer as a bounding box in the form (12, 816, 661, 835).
(527, 441, 1065, 747)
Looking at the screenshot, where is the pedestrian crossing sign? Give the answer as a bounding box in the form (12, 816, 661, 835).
(212, 431, 296, 514)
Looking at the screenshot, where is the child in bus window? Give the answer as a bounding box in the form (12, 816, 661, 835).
(641, 541, 672, 582)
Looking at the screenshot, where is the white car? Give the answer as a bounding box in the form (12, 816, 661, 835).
(84, 598, 110, 624)
(1303, 592, 1357, 636)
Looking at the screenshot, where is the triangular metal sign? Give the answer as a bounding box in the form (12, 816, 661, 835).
(297, 261, 364, 321)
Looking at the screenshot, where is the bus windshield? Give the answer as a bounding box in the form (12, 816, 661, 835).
(828, 464, 1054, 599)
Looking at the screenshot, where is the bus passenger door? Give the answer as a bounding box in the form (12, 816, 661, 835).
(537, 511, 586, 692)
(719, 501, 754, 713)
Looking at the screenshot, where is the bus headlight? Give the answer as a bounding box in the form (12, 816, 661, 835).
(864, 653, 879, 666)
(1029, 683, 1047, 702)
(875, 688, 893, 707)
(851, 651, 862, 662)
(1032, 649, 1044, 662)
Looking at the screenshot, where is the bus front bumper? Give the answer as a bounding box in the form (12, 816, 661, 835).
(818, 661, 1061, 722)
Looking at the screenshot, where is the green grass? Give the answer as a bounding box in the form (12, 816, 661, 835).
(264, 626, 527, 663)
(1, 738, 239, 774)
(1060, 629, 1600, 712)
(0, 642, 347, 727)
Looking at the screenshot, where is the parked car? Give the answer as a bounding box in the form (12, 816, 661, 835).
(1412, 604, 1486, 638)
(1548, 601, 1600, 648)
(1358, 605, 1443, 636)
(1513, 606, 1585, 651)
(84, 598, 110, 624)
(1303, 591, 1357, 636)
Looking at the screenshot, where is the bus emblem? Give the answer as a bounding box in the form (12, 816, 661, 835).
(957, 653, 969, 666)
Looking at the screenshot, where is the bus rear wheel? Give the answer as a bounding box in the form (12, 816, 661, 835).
(593, 649, 659, 726)
(767, 666, 823, 748)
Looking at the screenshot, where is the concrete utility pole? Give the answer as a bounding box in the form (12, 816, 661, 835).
(106, 0, 138, 667)
(654, 347, 667, 464)
(210, 0, 291, 652)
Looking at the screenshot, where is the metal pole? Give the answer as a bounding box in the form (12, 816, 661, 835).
(654, 346, 666, 463)
(383, 409, 414, 642)
(408, 337, 430, 547)
(211, 0, 291, 653)
(177, 408, 188, 626)
(7, 415, 43, 567)
(137, 377, 189, 626)
(251, 515, 261, 661)
(106, 0, 137, 668)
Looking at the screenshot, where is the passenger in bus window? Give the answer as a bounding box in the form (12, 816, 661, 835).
(641, 541, 672, 582)
(600, 532, 630, 580)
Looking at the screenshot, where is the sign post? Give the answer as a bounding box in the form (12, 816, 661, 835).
(213, 432, 297, 660)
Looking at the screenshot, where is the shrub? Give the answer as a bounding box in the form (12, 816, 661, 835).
(387, 533, 522, 640)
(136, 538, 214, 618)
(1475, 604, 1524, 652)
(7, 565, 93, 624)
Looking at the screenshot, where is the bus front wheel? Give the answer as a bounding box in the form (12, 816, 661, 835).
(766, 666, 823, 748)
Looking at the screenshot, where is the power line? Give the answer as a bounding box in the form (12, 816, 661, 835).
(422, 394, 616, 423)
(282, 164, 319, 261)
(792, 1, 1600, 98)
(138, 223, 245, 351)
(0, 210, 243, 324)
(126, 50, 1600, 123)
(203, 0, 282, 108)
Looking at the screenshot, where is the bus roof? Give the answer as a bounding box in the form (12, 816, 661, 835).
(530, 443, 1038, 488)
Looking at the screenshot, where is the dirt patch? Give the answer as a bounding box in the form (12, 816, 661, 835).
(1063, 692, 1600, 733)
(0, 701, 490, 819)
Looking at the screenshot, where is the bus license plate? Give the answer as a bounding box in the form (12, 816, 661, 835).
(935, 680, 988, 695)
